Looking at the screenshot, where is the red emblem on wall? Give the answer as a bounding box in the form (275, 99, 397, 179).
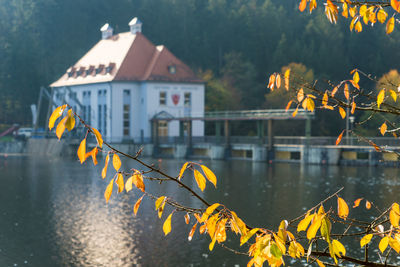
(172, 94, 180, 105)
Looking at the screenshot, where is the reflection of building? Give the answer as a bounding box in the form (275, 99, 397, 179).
(50, 18, 204, 142)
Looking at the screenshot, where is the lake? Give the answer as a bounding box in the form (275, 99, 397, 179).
(1, 156, 400, 266)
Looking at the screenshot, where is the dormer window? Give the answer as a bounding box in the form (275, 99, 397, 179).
(67, 71, 73, 78)
(168, 65, 176, 74)
(129, 17, 142, 34)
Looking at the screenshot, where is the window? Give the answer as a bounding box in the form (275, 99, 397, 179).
(184, 92, 191, 107)
(123, 90, 131, 137)
(158, 121, 168, 136)
(159, 91, 166, 105)
(82, 90, 91, 125)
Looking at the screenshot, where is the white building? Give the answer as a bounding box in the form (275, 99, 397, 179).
(50, 18, 204, 143)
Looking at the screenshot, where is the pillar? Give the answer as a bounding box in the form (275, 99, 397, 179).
(224, 120, 230, 146)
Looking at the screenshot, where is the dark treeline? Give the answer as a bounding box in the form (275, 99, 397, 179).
(1, 0, 399, 135)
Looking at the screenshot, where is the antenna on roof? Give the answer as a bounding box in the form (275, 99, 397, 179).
(100, 23, 113, 40)
(129, 17, 142, 34)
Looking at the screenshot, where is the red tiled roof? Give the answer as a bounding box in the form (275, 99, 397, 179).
(50, 32, 202, 87)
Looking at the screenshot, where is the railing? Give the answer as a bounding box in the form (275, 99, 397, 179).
(204, 109, 313, 120)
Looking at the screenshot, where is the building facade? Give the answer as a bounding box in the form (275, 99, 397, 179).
(50, 18, 204, 142)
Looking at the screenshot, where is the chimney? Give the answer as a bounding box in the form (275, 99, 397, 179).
(100, 23, 113, 40)
(129, 17, 142, 34)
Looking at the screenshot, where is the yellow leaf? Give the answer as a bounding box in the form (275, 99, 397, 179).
(353, 71, 360, 85)
(158, 201, 166, 219)
(48, 104, 67, 130)
(104, 178, 114, 203)
(336, 130, 344, 145)
(285, 100, 293, 111)
(133, 195, 144, 216)
(163, 212, 173, 236)
(391, 0, 400, 12)
(349, 6, 357, 17)
(337, 197, 349, 220)
(316, 259, 325, 267)
(91, 128, 103, 148)
(86, 147, 98, 165)
(209, 231, 218, 251)
(366, 200, 372, 209)
(65, 110, 75, 131)
(132, 172, 145, 192)
(332, 239, 346, 257)
(116, 173, 124, 193)
(360, 234, 373, 247)
(240, 228, 259, 246)
(231, 211, 248, 236)
(215, 218, 227, 243)
(331, 85, 339, 97)
(200, 203, 220, 223)
(379, 236, 389, 253)
(178, 162, 189, 180)
(355, 21, 362, 32)
(194, 169, 206, 191)
(284, 69, 290, 90)
(353, 198, 363, 208)
(275, 74, 281, 89)
(297, 213, 314, 232)
(56, 116, 68, 139)
(305, 98, 315, 112)
(390, 89, 397, 102)
(380, 122, 387, 136)
(341, 2, 348, 18)
(125, 176, 133, 192)
(322, 92, 328, 106)
(292, 107, 299, 117)
(307, 215, 322, 240)
(299, 0, 307, 12)
(188, 223, 197, 241)
(390, 235, 400, 253)
(359, 5, 367, 17)
(77, 138, 86, 164)
(201, 165, 217, 187)
(297, 88, 304, 102)
(377, 9, 388, 23)
(390, 203, 400, 227)
(102, 154, 110, 179)
(155, 196, 166, 210)
(387, 17, 395, 34)
(113, 154, 121, 171)
(339, 107, 346, 119)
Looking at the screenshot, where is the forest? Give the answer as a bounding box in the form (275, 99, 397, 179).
(1, 0, 399, 136)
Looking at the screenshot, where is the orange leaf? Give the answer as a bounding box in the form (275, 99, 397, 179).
(132, 172, 145, 192)
(194, 169, 206, 191)
(86, 147, 98, 165)
(316, 259, 326, 267)
(299, 0, 307, 12)
(292, 107, 299, 117)
(355, 21, 362, 32)
(336, 130, 344, 145)
(337, 197, 349, 220)
(201, 165, 217, 187)
(391, 0, 400, 12)
(104, 178, 114, 203)
(268, 74, 276, 90)
(77, 138, 87, 164)
(184, 213, 190, 224)
(339, 107, 346, 119)
(351, 101, 356, 114)
(366, 200, 372, 210)
(353, 198, 363, 208)
(344, 83, 350, 100)
(133, 195, 144, 216)
(322, 92, 328, 106)
(188, 223, 198, 241)
(387, 17, 395, 34)
(116, 173, 124, 193)
(275, 74, 281, 89)
(48, 104, 67, 130)
(91, 128, 103, 148)
(102, 154, 110, 179)
(380, 122, 387, 136)
(56, 116, 68, 139)
(285, 100, 293, 111)
(113, 154, 121, 171)
(331, 86, 339, 97)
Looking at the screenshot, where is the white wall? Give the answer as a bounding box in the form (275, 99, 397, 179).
(53, 80, 205, 142)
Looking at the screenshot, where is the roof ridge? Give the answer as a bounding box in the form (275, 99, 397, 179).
(142, 46, 163, 80)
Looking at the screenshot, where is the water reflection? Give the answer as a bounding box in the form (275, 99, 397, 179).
(1, 157, 400, 266)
